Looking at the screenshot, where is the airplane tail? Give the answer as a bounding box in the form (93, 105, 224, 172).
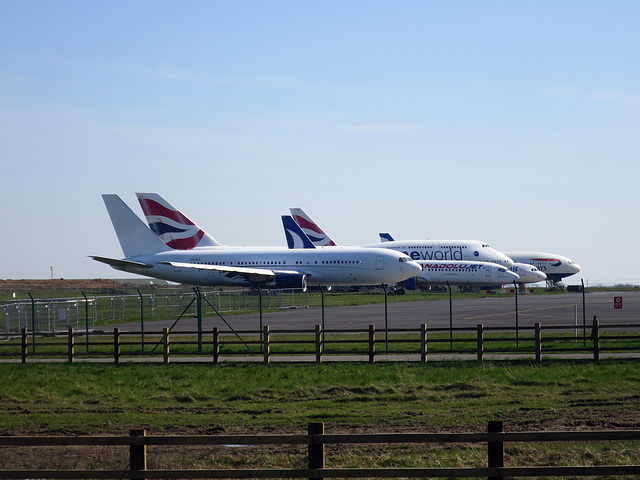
(102, 194, 172, 258)
(289, 208, 337, 247)
(379, 233, 395, 242)
(136, 193, 222, 249)
(282, 215, 316, 249)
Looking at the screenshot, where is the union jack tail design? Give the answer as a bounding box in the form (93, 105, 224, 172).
(136, 193, 221, 249)
(289, 208, 337, 247)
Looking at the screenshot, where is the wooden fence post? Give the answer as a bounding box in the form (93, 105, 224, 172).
(68, 327, 75, 363)
(315, 324, 323, 364)
(21, 328, 28, 364)
(129, 429, 147, 473)
(487, 420, 504, 480)
(592, 317, 600, 361)
(368, 325, 376, 364)
(163, 327, 170, 364)
(213, 327, 220, 364)
(308, 422, 325, 480)
(535, 323, 542, 363)
(114, 328, 121, 365)
(477, 324, 484, 362)
(420, 323, 427, 363)
(263, 326, 270, 364)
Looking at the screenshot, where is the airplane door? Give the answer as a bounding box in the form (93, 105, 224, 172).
(376, 256, 384, 270)
(485, 266, 492, 277)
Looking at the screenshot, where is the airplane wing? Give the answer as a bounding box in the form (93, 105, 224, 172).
(158, 261, 309, 282)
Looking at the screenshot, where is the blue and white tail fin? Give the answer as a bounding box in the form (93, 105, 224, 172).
(289, 208, 337, 247)
(136, 193, 221, 249)
(379, 233, 395, 242)
(282, 215, 316, 249)
(102, 194, 171, 258)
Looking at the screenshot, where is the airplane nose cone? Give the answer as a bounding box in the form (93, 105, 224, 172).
(571, 263, 582, 274)
(408, 260, 422, 276)
(534, 270, 547, 281)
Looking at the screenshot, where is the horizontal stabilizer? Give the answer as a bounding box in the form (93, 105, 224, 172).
(90, 256, 152, 269)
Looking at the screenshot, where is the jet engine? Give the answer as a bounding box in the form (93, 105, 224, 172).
(263, 273, 308, 291)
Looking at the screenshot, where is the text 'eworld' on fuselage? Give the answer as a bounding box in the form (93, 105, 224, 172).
(92, 195, 422, 290)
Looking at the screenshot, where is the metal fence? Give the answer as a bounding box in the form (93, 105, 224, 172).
(2, 289, 307, 335)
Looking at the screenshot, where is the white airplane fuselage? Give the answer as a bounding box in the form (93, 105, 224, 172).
(504, 252, 581, 283)
(364, 240, 515, 269)
(104, 246, 421, 288)
(415, 260, 519, 286)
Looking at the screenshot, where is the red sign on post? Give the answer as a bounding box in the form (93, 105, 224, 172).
(614, 297, 623, 309)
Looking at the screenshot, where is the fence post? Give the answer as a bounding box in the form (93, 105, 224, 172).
(263, 326, 270, 364)
(21, 328, 28, 364)
(592, 317, 600, 361)
(368, 325, 376, 364)
(129, 429, 147, 473)
(163, 327, 170, 364)
(315, 324, 323, 364)
(68, 327, 75, 363)
(487, 420, 504, 480)
(213, 327, 220, 364)
(308, 422, 325, 480)
(477, 324, 484, 362)
(535, 323, 542, 363)
(420, 323, 427, 363)
(114, 328, 121, 365)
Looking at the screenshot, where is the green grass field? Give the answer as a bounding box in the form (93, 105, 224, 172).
(2, 359, 640, 474)
(2, 360, 638, 435)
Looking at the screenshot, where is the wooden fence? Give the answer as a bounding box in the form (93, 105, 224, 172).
(2, 319, 640, 363)
(1, 421, 640, 478)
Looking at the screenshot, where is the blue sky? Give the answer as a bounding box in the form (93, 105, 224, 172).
(2, 1, 639, 285)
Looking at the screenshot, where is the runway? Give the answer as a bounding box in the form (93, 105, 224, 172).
(107, 290, 640, 333)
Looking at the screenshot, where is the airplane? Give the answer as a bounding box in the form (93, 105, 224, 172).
(376, 233, 514, 268)
(502, 252, 581, 288)
(285, 209, 519, 289)
(93, 195, 422, 290)
(510, 263, 547, 285)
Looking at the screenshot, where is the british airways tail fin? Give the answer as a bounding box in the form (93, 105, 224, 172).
(102, 194, 171, 258)
(136, 193, 222, 249)
(282, 215, 316, 249)
(289, 208, 337, 247)
(379, 233, 395, 242)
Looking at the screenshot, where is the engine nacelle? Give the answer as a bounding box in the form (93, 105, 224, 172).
(402, 277, 418, 291)
(263, 273, 308, 291)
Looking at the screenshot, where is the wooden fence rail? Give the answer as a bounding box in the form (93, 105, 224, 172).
(3, 319, 640, 363)
(1, 422, 640, 479)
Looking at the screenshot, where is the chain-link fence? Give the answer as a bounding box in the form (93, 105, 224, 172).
(3, 288, 307, 335)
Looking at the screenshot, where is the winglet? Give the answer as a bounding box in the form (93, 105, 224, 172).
(282, 215, 316, 249)
(379, 233, 395, 242)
